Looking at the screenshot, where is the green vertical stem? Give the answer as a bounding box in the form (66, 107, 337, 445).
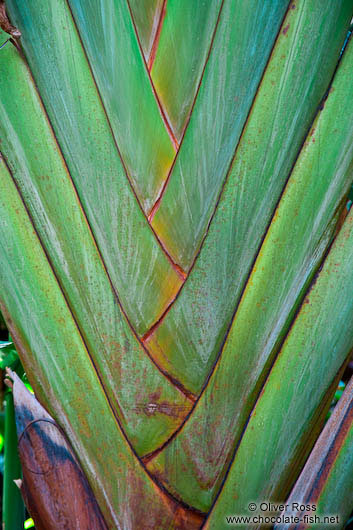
(2, 391, 25, 530)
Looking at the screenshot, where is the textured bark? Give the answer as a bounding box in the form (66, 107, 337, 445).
(8, 370, 108, 530)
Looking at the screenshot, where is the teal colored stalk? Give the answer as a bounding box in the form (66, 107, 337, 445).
(2, 391, 25, 530)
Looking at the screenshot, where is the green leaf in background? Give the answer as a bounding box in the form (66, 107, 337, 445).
(3, 391, 25, 530)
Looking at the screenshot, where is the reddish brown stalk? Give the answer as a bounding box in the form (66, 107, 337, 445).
(147, 0, 167, 71)
(0, 1, 20, 39)
(147, 221, 187, 280)
(151, 80, 179, 151)
(142, 317, 165, 344)
(9, 372, 108, 530)
(172, 263, 186, 281)
(147, 171, 169, 222)
(141, 279, 185, 344)
(147, 195, 162, 222)
(142, 449, 161, 465)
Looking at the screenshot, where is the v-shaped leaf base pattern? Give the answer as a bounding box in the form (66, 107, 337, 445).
(1, 0, 353, 528)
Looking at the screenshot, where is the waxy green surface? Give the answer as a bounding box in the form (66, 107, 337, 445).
(6, 0, 182, 337)
(275, 376, 353, 530)
(146, 30, 353, 511)
(0, 34, 192, 456)
(128, 0, 164, 61)
(0, 162, 200, 529)
(146, 0, 353, 393)
(205, 208, 353, 529)
(67, 0, 176, 210)
(151, 0, 289, 269)
(150, 0, 222, 142)
(1, 1, 353, 527)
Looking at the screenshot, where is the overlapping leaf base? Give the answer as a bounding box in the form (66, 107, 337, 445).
(0, 1, 353, 528)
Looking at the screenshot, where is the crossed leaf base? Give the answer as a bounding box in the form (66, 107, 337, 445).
(0, 1, 353, 528)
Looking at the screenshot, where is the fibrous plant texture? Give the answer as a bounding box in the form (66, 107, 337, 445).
(0, 1, 353, 528)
